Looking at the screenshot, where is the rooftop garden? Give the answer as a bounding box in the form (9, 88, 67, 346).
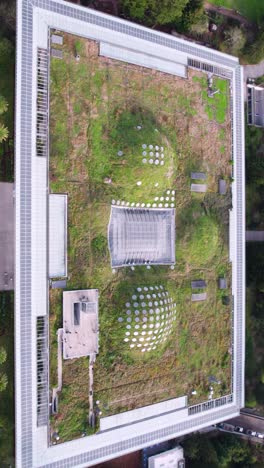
(49, 33, 233, 442)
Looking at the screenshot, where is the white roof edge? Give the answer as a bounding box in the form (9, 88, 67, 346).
(47, 0, 239, 64)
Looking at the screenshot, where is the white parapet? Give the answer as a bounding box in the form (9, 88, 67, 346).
(100, 395, 187, 431)
(49, 194, 67, 278)
(100, 42, 187, 78)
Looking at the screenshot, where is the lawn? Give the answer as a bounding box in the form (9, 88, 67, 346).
(49, 34, 233, 441)
(207, 0, 264, 24)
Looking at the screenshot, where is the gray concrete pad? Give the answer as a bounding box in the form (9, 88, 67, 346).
(0, 182, 14, 290)
(63, 289, 99, 359)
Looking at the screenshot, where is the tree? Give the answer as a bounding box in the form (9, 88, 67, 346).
(0, 95, 8, 115)
(120, 0, 189, 26)
(0, 123, 8, 142)
(223, 26, 246, 56)
(0, 373, 8, 392)
(0, 347, 7, 365)
(175, 0, 205, 33)
(245, 29, 264, 64)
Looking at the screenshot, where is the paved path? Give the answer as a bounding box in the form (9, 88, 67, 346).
(243, 61, 264, 81)
(0, 182, 14, 291)
(246, 230, 264, 242)
(88, 353, 96, 427)
(52, 328, 63, 413)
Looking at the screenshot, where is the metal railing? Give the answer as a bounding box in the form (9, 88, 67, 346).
(188, 394, 233, 416)
(36, 48, 48, 157)
(187, 58, 233, 79)
(37, 316, 49, 426)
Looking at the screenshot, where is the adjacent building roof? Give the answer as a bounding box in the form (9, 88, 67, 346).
(148, 446, 185, 468)
(247, 84, 264, 127)
(63, 290, 99, 359)
(108, 207, 175, 267)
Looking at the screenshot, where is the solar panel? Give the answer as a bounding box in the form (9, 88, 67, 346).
(191, 184, 207, 193)
(191, 293, 207, 302)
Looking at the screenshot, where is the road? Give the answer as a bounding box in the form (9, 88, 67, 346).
(225, 413, 264, 435)
(244, 61, 264, 81)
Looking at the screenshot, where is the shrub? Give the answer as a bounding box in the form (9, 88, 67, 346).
(91, 234, 108, 257)
(0, 347, 7, 365)
(0, 373, 8, 392)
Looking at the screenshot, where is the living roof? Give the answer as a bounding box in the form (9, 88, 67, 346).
(49, 33, 233, 442)
(15, 1, 245, 466)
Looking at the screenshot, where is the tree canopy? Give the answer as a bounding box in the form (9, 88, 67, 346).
(120, 0, 189, 26)
(183, 433, 260, 468)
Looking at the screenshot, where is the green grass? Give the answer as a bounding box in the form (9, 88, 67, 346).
(49, 35, 233, 441)
(194, 75, 229, 124)
(178, 213, 220, 266)
(208, 0, 264, 23)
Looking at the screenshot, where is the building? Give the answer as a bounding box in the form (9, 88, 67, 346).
(148, 446, 185, 468)
(15, 1, 245, 467)
(247, 83, 264, 127)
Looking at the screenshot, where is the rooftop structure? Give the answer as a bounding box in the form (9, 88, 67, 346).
(247, 84, 264, 127)
(63, 290, 99, 359)
(49, 194, 67, 278)
(15, 1, 245, 467)
(108, 207, 175, 267)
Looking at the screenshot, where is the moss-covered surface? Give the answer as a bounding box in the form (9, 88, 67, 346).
(49, 34, 233, 442)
